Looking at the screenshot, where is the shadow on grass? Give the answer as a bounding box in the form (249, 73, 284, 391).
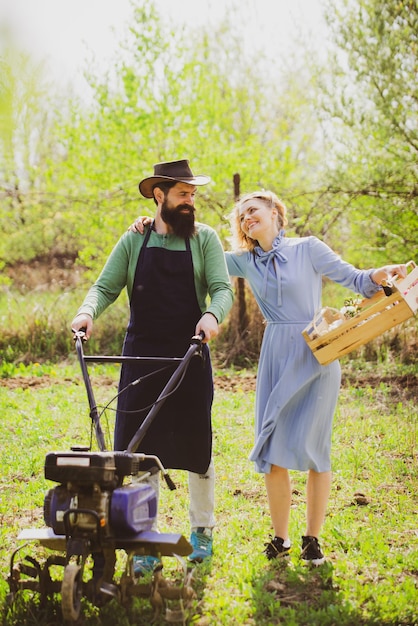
(251, 558, 369, 626)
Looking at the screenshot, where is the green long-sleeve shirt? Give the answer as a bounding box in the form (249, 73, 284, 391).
(77, 222, 234, 324)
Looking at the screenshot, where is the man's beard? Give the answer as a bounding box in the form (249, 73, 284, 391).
(161, 201, 196, 239)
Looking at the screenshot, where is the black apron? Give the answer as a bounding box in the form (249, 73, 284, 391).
(114, 225, 213, 474)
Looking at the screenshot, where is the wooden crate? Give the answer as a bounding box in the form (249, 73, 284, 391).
(303, 262, 418, 365)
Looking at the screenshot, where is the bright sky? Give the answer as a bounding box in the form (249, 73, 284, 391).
(0, 0, 327, 100)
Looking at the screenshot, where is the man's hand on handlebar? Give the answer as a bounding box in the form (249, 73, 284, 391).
(196, 312, 218, 343)
(71, 313, 94, 340)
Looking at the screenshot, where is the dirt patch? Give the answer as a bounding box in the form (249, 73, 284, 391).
(5, 255, 83, 292)
(263, 562, 336, 614)
(1, 373, 257, 392)
(0, 375, 70, 390)
(216, 371, 418, 401)
(215, 371, 257, 393)
(341, 371, 418, 402)
(2, 371, 416, 403)
(0, 374, 116, 390)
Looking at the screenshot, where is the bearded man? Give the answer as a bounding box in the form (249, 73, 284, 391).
(71, 160, 233, 572)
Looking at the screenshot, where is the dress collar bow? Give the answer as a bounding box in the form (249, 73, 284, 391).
(254, 231, 288, 306)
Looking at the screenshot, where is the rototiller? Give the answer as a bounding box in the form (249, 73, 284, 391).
(6, 331, 205, 624)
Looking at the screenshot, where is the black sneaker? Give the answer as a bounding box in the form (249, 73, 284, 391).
(264, 536, 291, 560)
(301, 535, 325, 566)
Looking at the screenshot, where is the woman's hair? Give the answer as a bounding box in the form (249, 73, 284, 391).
(230, 190, 288, 252)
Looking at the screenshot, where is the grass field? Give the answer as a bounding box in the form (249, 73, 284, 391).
(0, 357, 417, 625)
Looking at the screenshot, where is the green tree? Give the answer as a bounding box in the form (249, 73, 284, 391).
(315, 0, 418, 266)
(0, 45, 77, 268)
(43, 0, 323, 279)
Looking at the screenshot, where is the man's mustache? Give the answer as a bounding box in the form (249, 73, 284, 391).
(174, 204, 195, 215)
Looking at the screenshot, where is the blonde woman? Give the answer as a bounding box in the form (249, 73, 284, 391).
(224, 190, 406, 564)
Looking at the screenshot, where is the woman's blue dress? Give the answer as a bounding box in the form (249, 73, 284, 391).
(225, 233, 381, 474)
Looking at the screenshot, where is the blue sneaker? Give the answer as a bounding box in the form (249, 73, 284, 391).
(188, 528, 213, 562)
(133, 555, 161, 576)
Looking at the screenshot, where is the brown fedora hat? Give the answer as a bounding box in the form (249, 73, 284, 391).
(139, 159, 211, 198)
